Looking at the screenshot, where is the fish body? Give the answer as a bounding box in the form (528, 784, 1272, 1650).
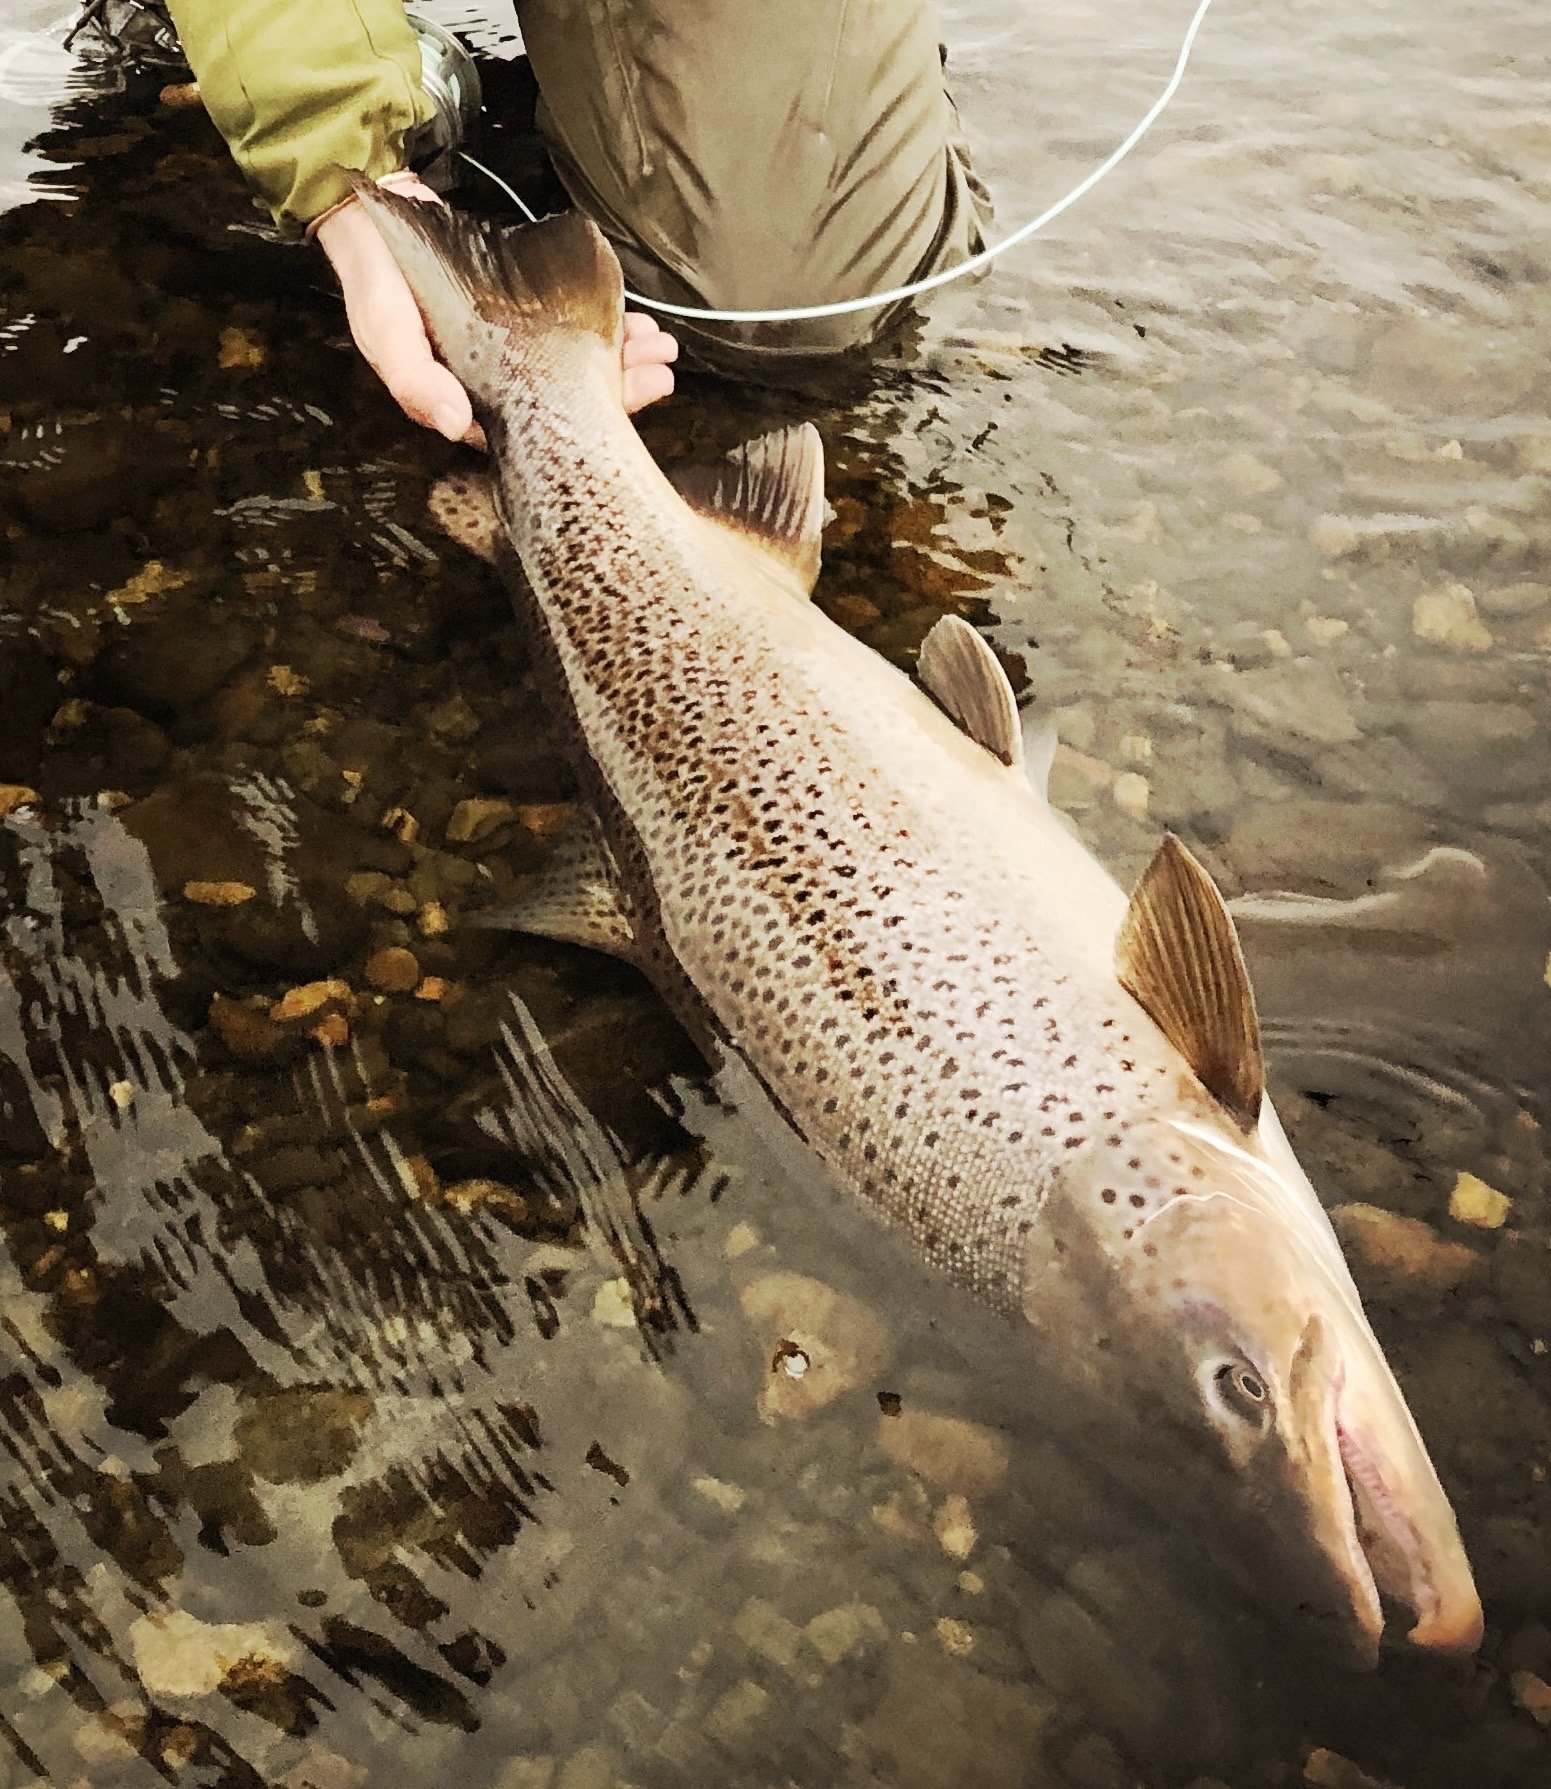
(357, 186, 1482, 1659)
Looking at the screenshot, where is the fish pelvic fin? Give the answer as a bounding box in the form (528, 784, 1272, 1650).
(428, 469, 503, 564)
(349, 178, 624, 400)
(670, 424, 825, 595)
(1020, 714, 1059, 801)
(1117, 833, 1265, 1130)
(472, 811, 637, 961)
(918, 616, 1024, 770)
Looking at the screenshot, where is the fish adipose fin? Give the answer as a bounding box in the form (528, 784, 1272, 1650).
(428, 470, 503, 564)
(1117, 834, 1265, 1131)
(917, 615, 1024, 769)
(350, 178, 624, 396)
(473, 811, 637, 961)
(670, 424, 825, 595)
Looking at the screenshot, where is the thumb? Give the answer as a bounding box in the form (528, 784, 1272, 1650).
(380, 345, 474, 443)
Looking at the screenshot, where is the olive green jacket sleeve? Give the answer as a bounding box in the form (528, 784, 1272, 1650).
(163, 0, 433, 235)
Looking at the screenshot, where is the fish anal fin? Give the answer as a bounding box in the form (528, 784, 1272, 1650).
(1116, 834, 1265, 1130)
(429, 470, 503, 565)
(671, 423, 825, 595)
(475, 813, 636, 961)
(917, 616, 1023, 770)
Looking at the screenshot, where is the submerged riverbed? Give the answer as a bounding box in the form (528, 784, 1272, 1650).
(0, 1, 1548, 1785)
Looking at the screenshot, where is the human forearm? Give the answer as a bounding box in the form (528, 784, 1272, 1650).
(163, 0, 433, 234)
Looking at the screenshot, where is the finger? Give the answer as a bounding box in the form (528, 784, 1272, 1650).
(624, 330, 680, 370)
(623, 363, 675, 416)
(623, 310, 663, 341)
(347, 280, 471, 441)
(379, 340, 473, 442)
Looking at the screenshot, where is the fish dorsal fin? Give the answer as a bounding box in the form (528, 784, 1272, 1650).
(917, 616, 1023, 769)
(671, 424, 825, 595)
(1116, 834, 1265, 1131)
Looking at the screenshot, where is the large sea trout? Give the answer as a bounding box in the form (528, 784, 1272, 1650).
(354, 183, 1482, 1660)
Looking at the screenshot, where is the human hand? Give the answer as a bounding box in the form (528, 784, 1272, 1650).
(314, 175, 679, 446)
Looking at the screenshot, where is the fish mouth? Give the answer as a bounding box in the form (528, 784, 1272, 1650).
(1291, 1313, 1482, 1660)
(1335, 1409, 1483, 1655)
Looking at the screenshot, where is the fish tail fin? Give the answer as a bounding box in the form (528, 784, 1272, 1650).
(349, 176, 624, 401)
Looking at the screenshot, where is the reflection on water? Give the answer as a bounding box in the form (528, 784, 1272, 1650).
(0, 0, 1548, 1784)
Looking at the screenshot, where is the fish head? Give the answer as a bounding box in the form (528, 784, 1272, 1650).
(1029, 1112, 1482, 1663)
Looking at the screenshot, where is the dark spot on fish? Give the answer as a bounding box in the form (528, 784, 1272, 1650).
(1129, 1193, 1145, 1208)
(878, 1391, 903, 1417)
(1101, 1188, 1117, 1204)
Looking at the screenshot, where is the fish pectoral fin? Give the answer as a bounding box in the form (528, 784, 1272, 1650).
(917, 615, 1024, 770)
(670, 423, 825, 595)
(472, 811, 638, 960)
(1116, 834, 1265, 1130)
(428, 469, 503, 565)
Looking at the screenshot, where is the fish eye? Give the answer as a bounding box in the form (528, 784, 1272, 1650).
(1212, 1361, 1269, 1422)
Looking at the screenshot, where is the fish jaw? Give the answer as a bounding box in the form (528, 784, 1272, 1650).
(1282, 1311, 1482, 1660)
(1328, 1323, 1484, 1655)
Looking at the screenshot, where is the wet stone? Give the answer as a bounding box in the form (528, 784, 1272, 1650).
(1215, 799, 1433, 898)
(1449, 1170, 1513, 1230)
(493, 1762, 555, 1789)
(128, 1609, 296, 1699)
(1329, 1203, 1483, 1296)
(1498, 1620, 1551, 1679)
(1302, 1753, 1396, 1789)
(207, 994, 297, 1064)
(804, 1601, 888, 1667)
(877, 1407, 1011, 1497)
(1480, 580, 1550, 617)
(1412, 581, 1494, 651)
(233, 1387, 372, 1484)
(0, 637, 58, 782)
(703, 1679, 771, 1749)
(1222, 660, 1362, 747)
(1492, 1239, 1551, 1339)
(364, 945, 421, 992)
(13, 415, 180, 533)
(39, 701, 170, 796)
(1054, 1730, 1131, 1789)
(1508, 1670, 1551, 1726)
(91, 599, 259, 717)
(732, 1597, 815, 1684)
(739, 1271, 893, 1422)
(184, 879, 256, 907)
(837, 1636, 1054, 1789)
(932, 1492, 979, 1561)
(447, 796, 523, 844)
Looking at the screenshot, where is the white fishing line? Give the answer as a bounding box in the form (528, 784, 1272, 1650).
(461, 0, 1216, 325)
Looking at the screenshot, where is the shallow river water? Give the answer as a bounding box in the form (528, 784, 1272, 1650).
(0, 2, 1548, 1786)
